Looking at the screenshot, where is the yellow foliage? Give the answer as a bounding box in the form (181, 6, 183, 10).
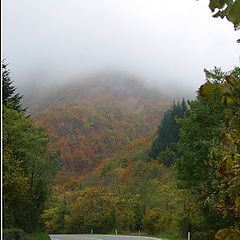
(214, 228, 240, 240)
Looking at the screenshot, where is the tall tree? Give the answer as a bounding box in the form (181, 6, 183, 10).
(199, 66, 240, 230)
(3, 105, 59, 232)
(175, 96, 225, 191)
(175, 67, 239, 235)
(2, 63, 59, 232)
(65, 186, 117, 233)
(2, 61, 25, 112)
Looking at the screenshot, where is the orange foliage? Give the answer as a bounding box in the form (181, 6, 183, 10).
(31, 77, 170, 188)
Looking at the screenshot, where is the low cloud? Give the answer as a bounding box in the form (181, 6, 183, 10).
(3, 0, 239, 99)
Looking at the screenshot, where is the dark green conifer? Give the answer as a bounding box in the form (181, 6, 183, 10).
(148, 99, 188, 165)
(2, 61, 25, 112)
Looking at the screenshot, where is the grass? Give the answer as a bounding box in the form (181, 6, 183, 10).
(3, 228, 24, 233)
(26, 232, 50, 240)
(3, 229, 50, 240)
(153, 233, 187, 240)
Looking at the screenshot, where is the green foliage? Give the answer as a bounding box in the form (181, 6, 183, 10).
(3, 228, 29, 240)
(199, 67, 240, 229)
(148, 99, 188, 166)
(128, 194, 145, 231)
(175, 67, 240, 237)
(209, 0, 240, 31)
(208, 0, 240, 42)
(175, 95, 225, 191)
(3, 104, 59, 232)
(214, 228, 240, 240)
(26, 233, 50, 240)
(153, 234, 187, 240)
(200, 68, 239, 105)
(115, 198, 135, 232)
(65, 186, 118, 233)
(42, 136, 193, 235)
(143, 208, 170, 234)
(156, 147, 177, 168)
(2, 61, 25, 112)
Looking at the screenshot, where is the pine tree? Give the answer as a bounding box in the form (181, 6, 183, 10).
(2, 61, 25, 112)
(148, 99, 188, 164)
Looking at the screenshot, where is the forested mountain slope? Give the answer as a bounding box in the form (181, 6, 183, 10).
(27, 72, 171, 175)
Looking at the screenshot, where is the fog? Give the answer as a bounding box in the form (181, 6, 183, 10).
(3, 0, 240, 98)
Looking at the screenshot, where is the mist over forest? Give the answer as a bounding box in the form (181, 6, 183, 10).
(3, 0, 239, 101)
(2, 1, 240, 240)
(20, 71, 172, 110)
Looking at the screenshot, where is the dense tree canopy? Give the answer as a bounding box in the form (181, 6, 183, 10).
(199, 66, 240, 228)
(65, 186, 118, 233)
(175, 67, 240, 237)
(2, 63, 59, 232)
(32, 76, 170, 176)
(175, 95, 225, 190)
(148, 99, 188, 166)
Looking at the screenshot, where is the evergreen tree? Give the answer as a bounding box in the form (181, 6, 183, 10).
(2, 60, 25, 112)
(148, 99, 188, 165)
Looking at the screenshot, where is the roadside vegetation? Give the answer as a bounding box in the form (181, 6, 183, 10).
(26, 233, 51, 240)
(2, 61, 59, 233)
(154, 234, 187, 240)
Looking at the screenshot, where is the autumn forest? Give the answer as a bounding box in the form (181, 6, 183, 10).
(2, 1, 240, 240)
(3, 62, 240, 240)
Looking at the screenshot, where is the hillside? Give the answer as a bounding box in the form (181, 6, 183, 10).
(82, 134, 158, 187)
(27, 72, 171, 175)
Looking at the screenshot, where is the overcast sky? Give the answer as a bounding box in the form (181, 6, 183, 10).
(2, 0, 240, 98)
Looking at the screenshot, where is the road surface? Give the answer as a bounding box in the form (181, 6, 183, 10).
(50, 234, 167, 240)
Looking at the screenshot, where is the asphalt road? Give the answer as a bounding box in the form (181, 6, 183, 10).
(50, 234, 167, 240)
